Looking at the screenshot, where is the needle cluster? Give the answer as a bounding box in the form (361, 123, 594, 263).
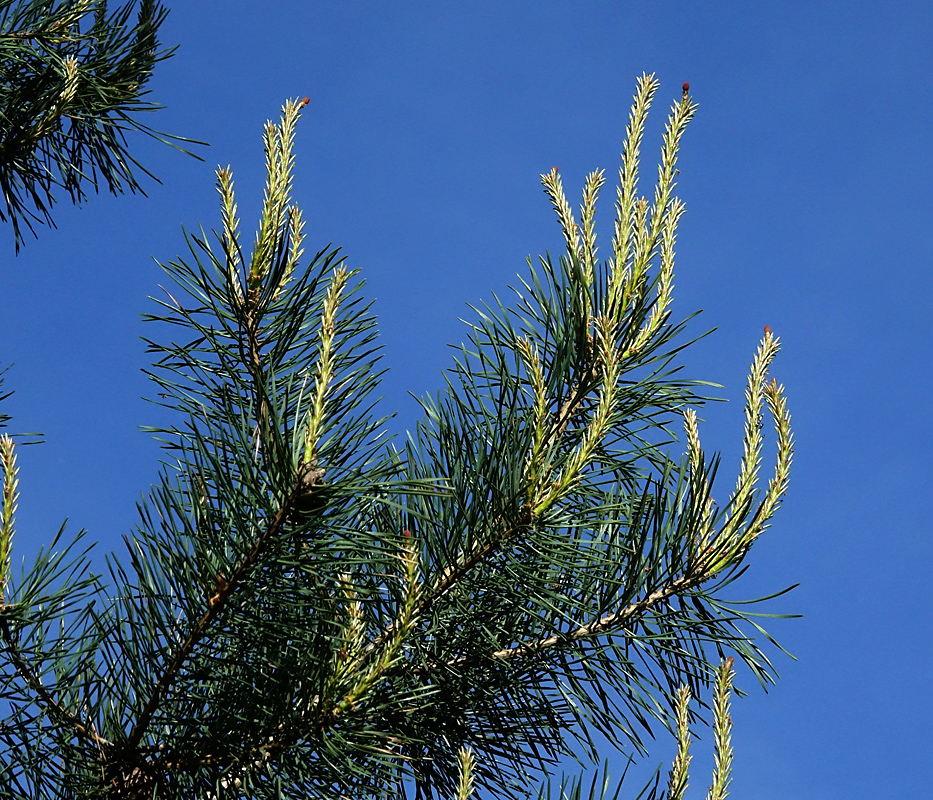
(0, 0, 197, 250)
(0, 78, 793, 800)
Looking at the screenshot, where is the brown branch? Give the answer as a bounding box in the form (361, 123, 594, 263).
(126, 477, 308, 750)
(489, 572, 697, 661)
(411, 570, 704, 677)
(0, 611, 113, 750)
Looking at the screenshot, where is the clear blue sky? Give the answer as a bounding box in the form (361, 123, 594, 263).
(1, 2, 931, 797)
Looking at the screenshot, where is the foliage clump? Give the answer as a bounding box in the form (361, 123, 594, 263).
(0, 76, 792, 799)
(0, 0, 195, 250)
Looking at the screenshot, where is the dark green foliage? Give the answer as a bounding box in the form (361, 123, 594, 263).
(0, 0, 198, 251)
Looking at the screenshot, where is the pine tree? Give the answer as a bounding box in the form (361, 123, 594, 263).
(0, 77, 793, 798)
(0, 0, 192, 251)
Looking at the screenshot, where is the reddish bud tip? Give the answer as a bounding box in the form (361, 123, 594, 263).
(682, 82, 690, 92)
(403, 529, 411, 538)
(725, 656, 734, 669)
(764, 325, 772, 335)
(300, 96, 310, 107)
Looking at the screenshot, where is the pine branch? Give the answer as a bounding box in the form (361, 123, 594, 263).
(0, 0, 203, 251)
(0, 81, 794, 798)
(126, 469, 314, 750)
(488, 571, 699, 661)
(359, 506, 531, 661)
(0, 614, 112, 750)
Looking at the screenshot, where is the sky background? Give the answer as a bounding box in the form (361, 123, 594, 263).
(1, 1, 931, 797)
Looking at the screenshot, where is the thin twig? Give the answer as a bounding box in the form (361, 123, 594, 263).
(126, 478, 308, 750)
(488, 572, 697, 660)
(0, 613, 113, 750)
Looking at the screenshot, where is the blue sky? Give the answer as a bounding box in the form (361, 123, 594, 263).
(1, 1, 931, 796)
